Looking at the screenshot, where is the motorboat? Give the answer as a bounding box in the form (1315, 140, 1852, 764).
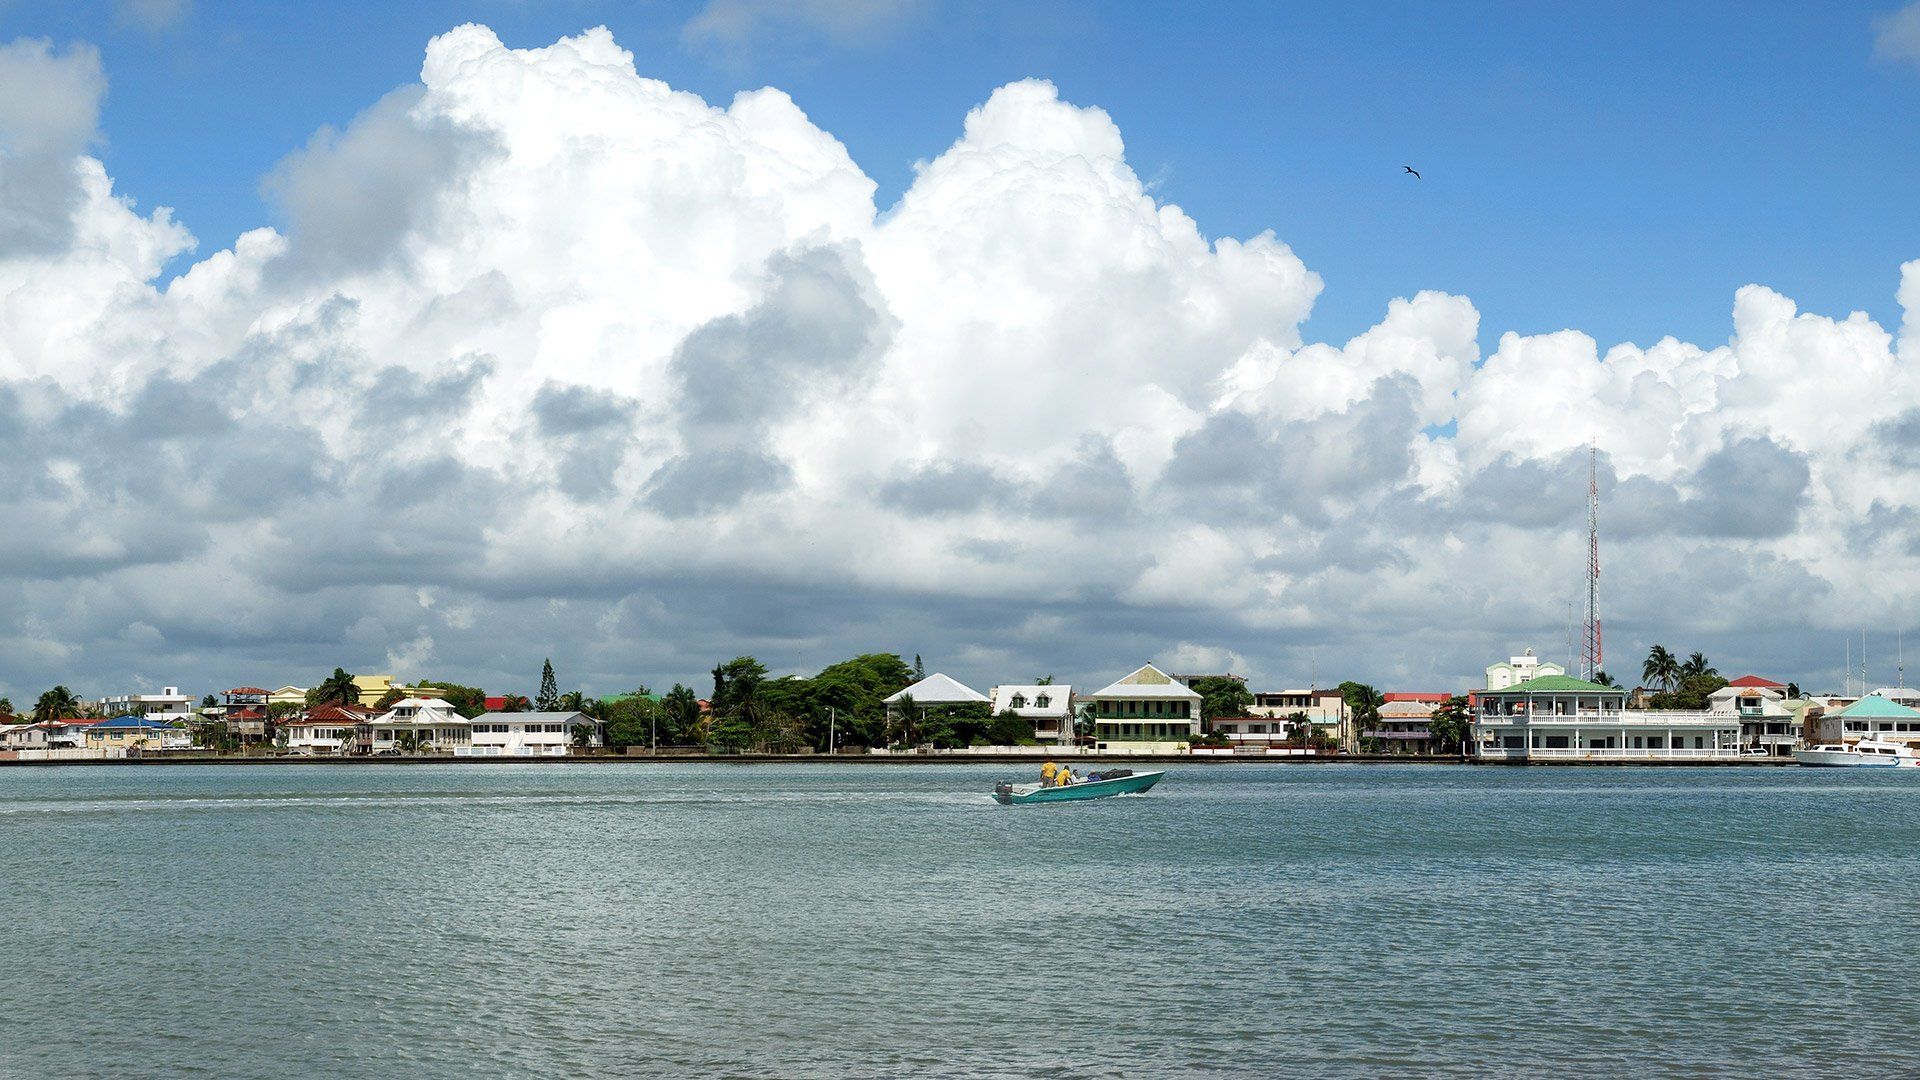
(1791, 740, 1920, 768)
(992, 769, 1164, 804)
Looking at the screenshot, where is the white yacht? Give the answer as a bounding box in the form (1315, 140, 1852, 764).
(1792, 739, 1920, 768)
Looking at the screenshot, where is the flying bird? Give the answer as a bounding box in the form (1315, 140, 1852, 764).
(1403, 165, 1421, 179)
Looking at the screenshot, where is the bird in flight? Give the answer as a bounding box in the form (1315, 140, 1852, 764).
(1403, 165, 1421, 179)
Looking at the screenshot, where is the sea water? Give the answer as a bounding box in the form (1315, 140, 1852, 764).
(1, 763, 1914, 1077)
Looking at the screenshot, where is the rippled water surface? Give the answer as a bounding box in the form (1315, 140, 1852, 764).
(2, 763, 1917, 1077)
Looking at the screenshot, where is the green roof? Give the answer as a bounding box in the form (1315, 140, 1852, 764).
(1482, 674, 1625, 696)
(1835, 694, 1920, 719)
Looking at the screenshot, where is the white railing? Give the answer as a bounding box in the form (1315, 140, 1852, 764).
(1479, 710, 1733, 727)
(1526, 746, 1739, 760)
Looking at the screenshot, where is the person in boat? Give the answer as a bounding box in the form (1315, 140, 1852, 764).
(1057, 766, 1075, 786)
(1041, 761, 1059, 786)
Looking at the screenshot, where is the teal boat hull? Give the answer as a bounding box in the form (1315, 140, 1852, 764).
(993, 770, 1165, 804)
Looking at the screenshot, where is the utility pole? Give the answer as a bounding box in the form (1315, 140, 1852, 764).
(828, 707, 836, 755)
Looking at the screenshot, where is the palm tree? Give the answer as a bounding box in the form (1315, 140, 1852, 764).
(308, 668, 361, 708)
(893, 692, 917, 748)
(1592, 670, 1617, 687)
(558, 689, 587, 713)
(32, 686, 80, 724)
(1642, 646, 1678, 692)
(1681, 651, 1717, 680)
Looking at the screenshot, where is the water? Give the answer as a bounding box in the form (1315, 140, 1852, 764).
(1, 763, 1916, 1078)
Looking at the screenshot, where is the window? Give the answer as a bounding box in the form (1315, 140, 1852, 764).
(1544, 736, 1570, 749)
(1694, 737, 1704, 749)
(1010, 694, 1027, 709)
(1035, 695, 1050, 709)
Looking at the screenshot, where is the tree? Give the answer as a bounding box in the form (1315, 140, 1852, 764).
(373, 688, 404, 710)
(710, 656, 769, 718)
(1194, 676, 1254, 726)
(32, 686, 80, 723)
(892, 692, 917, 748)
(1337, 681, 1384, 751)
(558, 689, 587, 713)
(1787, 681, 1802, 699)
(500, 694, 530, 713)
(1592, 670, 1617, 687)
(536, 660, 560, 711)
(307, 669, 361, 708)
(417, 681, 487, 718)
(1649, 673, 1729, 712)
(1284, 712, 1314, 745)
(1034, 675, 1053, 686)
(1681, 651, 1717, 681)
(913, 654, 925, 681)
(986, 711, 1037, 746)
(603, 695, 665, 752)
(1642, 646, 1678, 693)
(0, 696, 12, 716)
(200, 693, 218, 708)
(1428, 696, 1473, 754)
(663, 684, 700, 741)
(571, 722, 595, 750)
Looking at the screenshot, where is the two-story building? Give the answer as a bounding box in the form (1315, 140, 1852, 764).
(95, 687, 195, 725)
(283, 704, 378, 754)
(1088, 664, 1201, 752)
(85, 715, 193, 751)
(459, 711, 598, 756)
(369, 697, 470, 752)
(1484, 650, 1565, 691)
(1471, 674, 1739, 761)
(986, 684, 1074, 744)
(1245, 688, 1347, 743)
(1708, 676, 1797, 756)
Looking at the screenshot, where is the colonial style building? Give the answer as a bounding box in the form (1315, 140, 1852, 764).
(987, 684, 1074, 744)
(1471, 674, 1739, 761)
(459, 711, 599, 756)
(1088, 664, 1201, 752)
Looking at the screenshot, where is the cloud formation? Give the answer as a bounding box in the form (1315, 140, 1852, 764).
(1875, 2, 1920, 67)
(0, 24, 1915, 702)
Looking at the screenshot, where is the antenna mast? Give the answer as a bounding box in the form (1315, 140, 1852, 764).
(1580, 444, 1602, 681)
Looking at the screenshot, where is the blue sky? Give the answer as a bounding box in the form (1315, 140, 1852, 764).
(2, 1, 1919, 698)
(8, 0, 1918, 351)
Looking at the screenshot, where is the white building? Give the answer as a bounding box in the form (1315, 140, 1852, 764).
(460, 711, 598, 756)
(987, 684, 1074, 744)
(1471, 674, 1739, 761)
(1708, 677, 1797, 756)
(369, 698, 470, 753)
(282, 704, 376, 755)
(883, 674, 989, 746)
(1484, 650, 1565, 691)
(1245, 688, 1347, 741)
(96, 687, 195, 724)
(1088, 664, 1201, 753)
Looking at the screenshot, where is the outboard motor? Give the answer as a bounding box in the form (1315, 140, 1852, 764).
(992, 780, 1014, 804)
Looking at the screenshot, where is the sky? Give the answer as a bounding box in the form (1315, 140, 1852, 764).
(1, 0, 1918, 703)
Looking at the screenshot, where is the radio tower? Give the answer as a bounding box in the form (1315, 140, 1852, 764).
(1581, 444, 1603, 681)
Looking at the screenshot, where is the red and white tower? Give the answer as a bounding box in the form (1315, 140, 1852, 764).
(1581, 443, 1603, 681)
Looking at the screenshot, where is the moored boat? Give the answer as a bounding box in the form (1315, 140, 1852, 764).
(992, 769, 1164, 804)
(1791, 739, 1920, 768)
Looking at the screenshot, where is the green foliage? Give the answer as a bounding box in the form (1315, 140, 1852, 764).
(201, 694, 218, 708)
(0, 696, 12, 716)
(1194, 676, 1254, 724)
(1642, 646, 1678, 692)
(709, 656, 770, 717)
(603, 694, 666, 751)
(1338, 681, 1384, 722)
(1592, 670, 1616, 687)
(663, 684, 700, 735)
(307, 669, 361, 708)
(373, 688, 404, 710)
(1648, 673, 1728, 711)
(32, 686, 80, 723)
(985, 711, 1038, 746)
(1680, 651, 1717, 681)
(1284, 711, 1315, 744)
(1428, 695, 1472, 753)
(417, 681, 488, 718)
(1787, 681, 1802, 699)
(536, 659, 560, 711)
(1034, 675, 1053, 686)
(499, 694, 531, 713)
